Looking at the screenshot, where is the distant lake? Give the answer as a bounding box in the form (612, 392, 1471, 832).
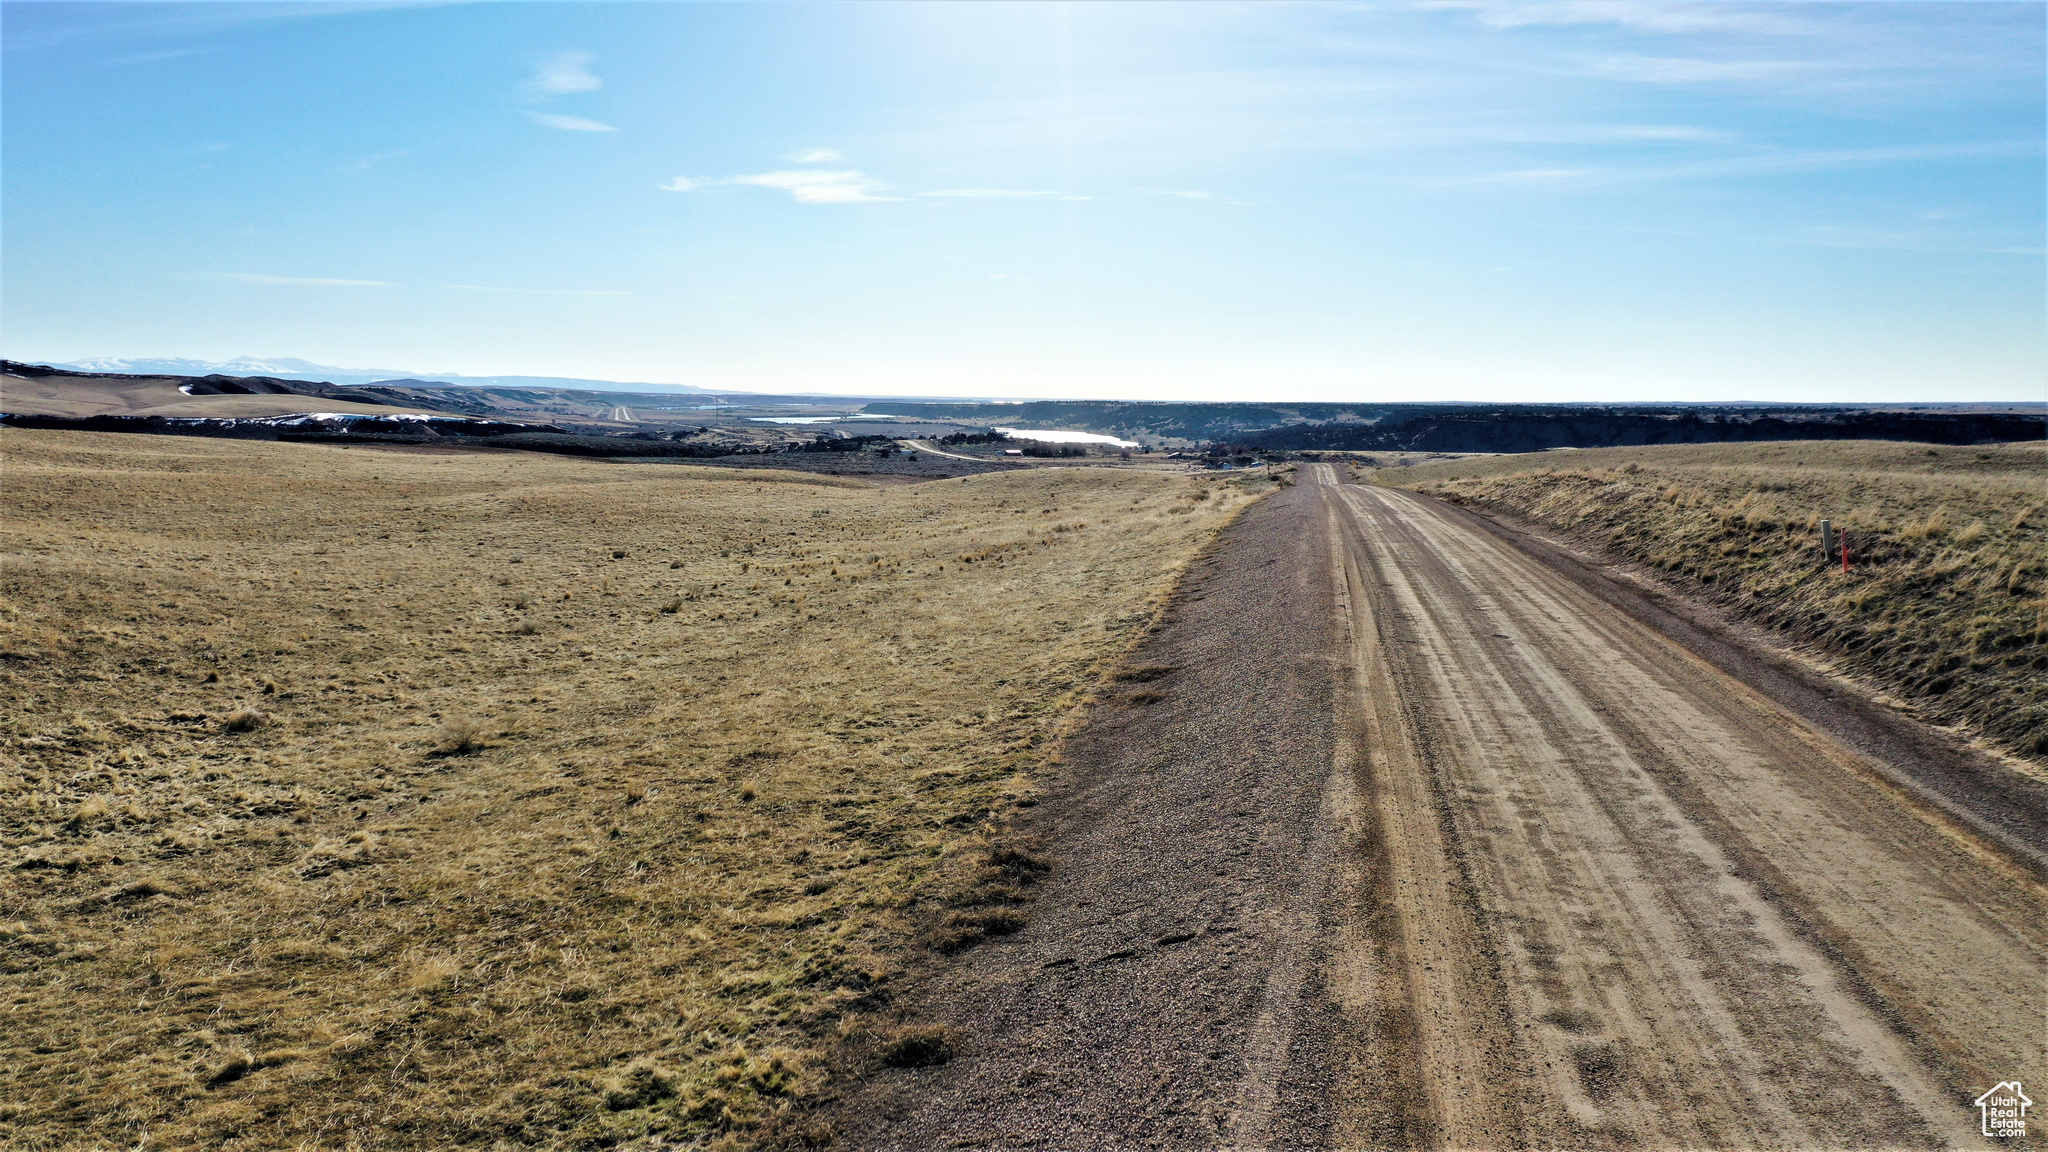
(749, 416, 848, 424)
(998, 427, 1139, 448)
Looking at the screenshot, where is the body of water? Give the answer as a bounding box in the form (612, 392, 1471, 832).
(996, 427, 1140, 448)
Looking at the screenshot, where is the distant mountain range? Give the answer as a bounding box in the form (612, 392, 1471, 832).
(38, 356, 708, 394)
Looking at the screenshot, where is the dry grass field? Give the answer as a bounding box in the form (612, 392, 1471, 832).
(0, 429, 1262, 1150)
(1374, 439, 2048, 761)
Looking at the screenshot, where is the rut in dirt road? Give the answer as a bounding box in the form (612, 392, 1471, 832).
(838, 466, 2046, 1151)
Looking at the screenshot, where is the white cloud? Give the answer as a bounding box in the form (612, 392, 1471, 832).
(218, 273, 395, 287)
(1134, 187, 1250, 205)
(1447, 2, 1813, 36)
(529, 112, 618, 133)
(786, 148, 844, 164)
(1441, 140, 2040, 189)
(665, 163, 1067, 205)
(530, 52, 601, 95)
(732, 169, 895, 204)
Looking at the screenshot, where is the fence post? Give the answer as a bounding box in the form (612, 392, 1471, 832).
(1820, 519, 1835, 565)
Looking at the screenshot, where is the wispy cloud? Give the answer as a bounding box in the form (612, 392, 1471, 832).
(104, 46, 219, 66)
(4, 3, 438, 52)
(446, 284, 631, 296)
(1441, 139, 2042, 188)
(1446, 2, 1814, 36)
(1443, 168, 1603, 186)
(667, 152, 1100, 205)
(1526, 216, 2046, 256)
(730, 170, 896, 204)
(1594, 55, 1822, 85)
(529, 51, 601, 95)
(218, 273, 395, 287)
(1134, 187, 1250, 205)
(1609, 125, 1734, 142)
(737, 170, 894, 203)
(529, 112, 618, 133)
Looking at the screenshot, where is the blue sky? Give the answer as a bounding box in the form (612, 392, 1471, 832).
(3, 1, 2041, 401)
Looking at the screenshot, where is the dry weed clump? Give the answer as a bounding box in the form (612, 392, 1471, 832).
(430, 714, 486, 756)
(0, 428, 1248, 1149)
(1380, 439, 2048, 758)
(877, 1024, 958, 1068)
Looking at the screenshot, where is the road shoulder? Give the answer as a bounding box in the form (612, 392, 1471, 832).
(825, 480, 1354, 1150)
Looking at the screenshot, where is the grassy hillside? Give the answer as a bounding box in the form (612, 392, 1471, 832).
(1375, 440, 2048, 761)
(0, 430, 1260, 1149)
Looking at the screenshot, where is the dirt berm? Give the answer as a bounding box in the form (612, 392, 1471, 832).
(830, 467, 2045, 1150)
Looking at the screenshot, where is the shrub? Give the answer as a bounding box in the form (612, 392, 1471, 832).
(432, 715, 484, 756)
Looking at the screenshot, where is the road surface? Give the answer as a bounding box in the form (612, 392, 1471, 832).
(841, 465, 2045, 1150)
(898, 439, 985, 462)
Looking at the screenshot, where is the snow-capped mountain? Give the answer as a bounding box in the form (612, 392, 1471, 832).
(53, 357, 417, 385)
(38, 357, 706, 393)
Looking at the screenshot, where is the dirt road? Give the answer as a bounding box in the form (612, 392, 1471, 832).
(841, 466, 2045, 1149)
(898, 439, 994, 462)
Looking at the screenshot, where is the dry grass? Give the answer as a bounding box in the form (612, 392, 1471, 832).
(1378, 439, 2048, 759)
(0, 429, 1256, 1150)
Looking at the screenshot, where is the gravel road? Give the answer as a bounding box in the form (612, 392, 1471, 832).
(837, 465, 2045, 1150)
